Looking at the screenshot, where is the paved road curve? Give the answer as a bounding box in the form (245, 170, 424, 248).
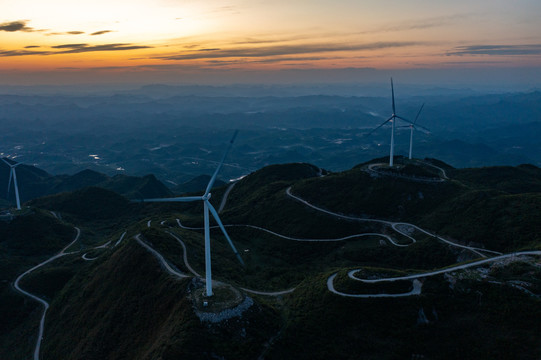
(327, 274, 423, 298)
(144, 225, 297, 296)
(13, 227, 81, 360)
(327, 251, 541, 298)
(349, 251, 541, 283)
(135, 234, 189, 279)
(286, 187, 501, 257)
(175, 218, 406, 246)
(218, 182, 237, 213)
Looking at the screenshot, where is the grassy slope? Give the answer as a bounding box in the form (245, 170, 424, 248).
(290, 161, 541, 251)
(268, 273, 541, 360)
(42, 240, 280, 360)
(0, 210, 76, 359)
(5, 160, 541, 359)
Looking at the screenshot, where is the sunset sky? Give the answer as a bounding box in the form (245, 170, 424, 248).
(1, 0, 540, 86)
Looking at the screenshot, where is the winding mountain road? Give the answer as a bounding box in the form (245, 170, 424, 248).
(139, 227, 297, 296)
(165, 231, 201, 277)
(13, 227, 81, 360)
(135, 234, 189, 279)
(416, 160, 450, 180)
(114, 231, 127, 247)
(141, 184, 524, 299)
(175, 218, 407, 246)
(328, 251, 541, 298)
(327, 274, 423, 298)
(286, 187, 500, 257)
(218, 182, 237, 213)
(349, 251, 541, 283)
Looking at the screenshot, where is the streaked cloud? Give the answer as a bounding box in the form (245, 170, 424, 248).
(0, 43, 153, 57)
(0, 49, 51, 57)
(0, 20, 34, 32)
(91, 30, 113, 36)
(47, 31, 86, 36)
(52, 44, 88, 49)
(448, 44, 541, 56)
(361, 13, 471, 35)
(156, 41, 421, 61)
(203, 55, 350, 67)
(58, 43, 153, 53)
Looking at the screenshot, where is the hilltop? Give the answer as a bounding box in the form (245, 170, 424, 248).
(2, 158, 541, 359)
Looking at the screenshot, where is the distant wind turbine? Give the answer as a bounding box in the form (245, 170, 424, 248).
(397, 103, 430, 160)
(368, 78, 420, 167)
(1, 158, 22, 210)
(139, 131, 243, 297)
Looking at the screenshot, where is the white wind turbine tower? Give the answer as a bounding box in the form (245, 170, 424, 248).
(141, 131, 243, 297)
(1, 158, 22, 210)
(368, 78, 415, 167)
(397, 103, 430, 160)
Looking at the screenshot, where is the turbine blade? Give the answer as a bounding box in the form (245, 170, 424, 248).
(1, 158, 11, 166)
(206, 200, 245, 266)
(413, 103, 425, 124)
(415, 124, 431, 134)
(140, 196, 203, 203)
(366, 117, 393, 136)
(7, 169, 13, 197)
(396, 115, 430, 134)
(391, 78, 396, 115)
(204, 130, 238, 196)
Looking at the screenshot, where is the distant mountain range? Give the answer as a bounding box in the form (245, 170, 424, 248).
(0, 159, 172, 205)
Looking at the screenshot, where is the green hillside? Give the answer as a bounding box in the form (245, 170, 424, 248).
(3, 159, 541, 359)
(41, 240, 280, 360)
(290, 159, 541, 251)
(0, 210, 75, 359)
(28, 187, 133, 221)
(267, 271, 541, 360)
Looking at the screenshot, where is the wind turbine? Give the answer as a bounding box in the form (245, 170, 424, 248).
(1, 158, 21, 210)
(397, 103, 429, 160)
(368, 78, 415, 167)
(140, 131, 243, 297)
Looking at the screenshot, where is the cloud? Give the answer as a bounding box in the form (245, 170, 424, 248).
(0, 43, 153, 57)
(448, 44, 541, 56)
(24, 45, 41, 49)
(204, 55, 349, 67)
(58, 43, 153, 53)
(360, 13, 472, 35)
(0, 20, 34, 32)
(91, 30, 112, 36)
(156, 41, 420, 61)
(0, 49, 51, 57)
(47, 31, 85, 36)
(232, 34, 323, 46)
(52, 44, 87, 49)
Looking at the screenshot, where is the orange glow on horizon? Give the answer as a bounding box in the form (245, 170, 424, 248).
(1, 0, 540, 83)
